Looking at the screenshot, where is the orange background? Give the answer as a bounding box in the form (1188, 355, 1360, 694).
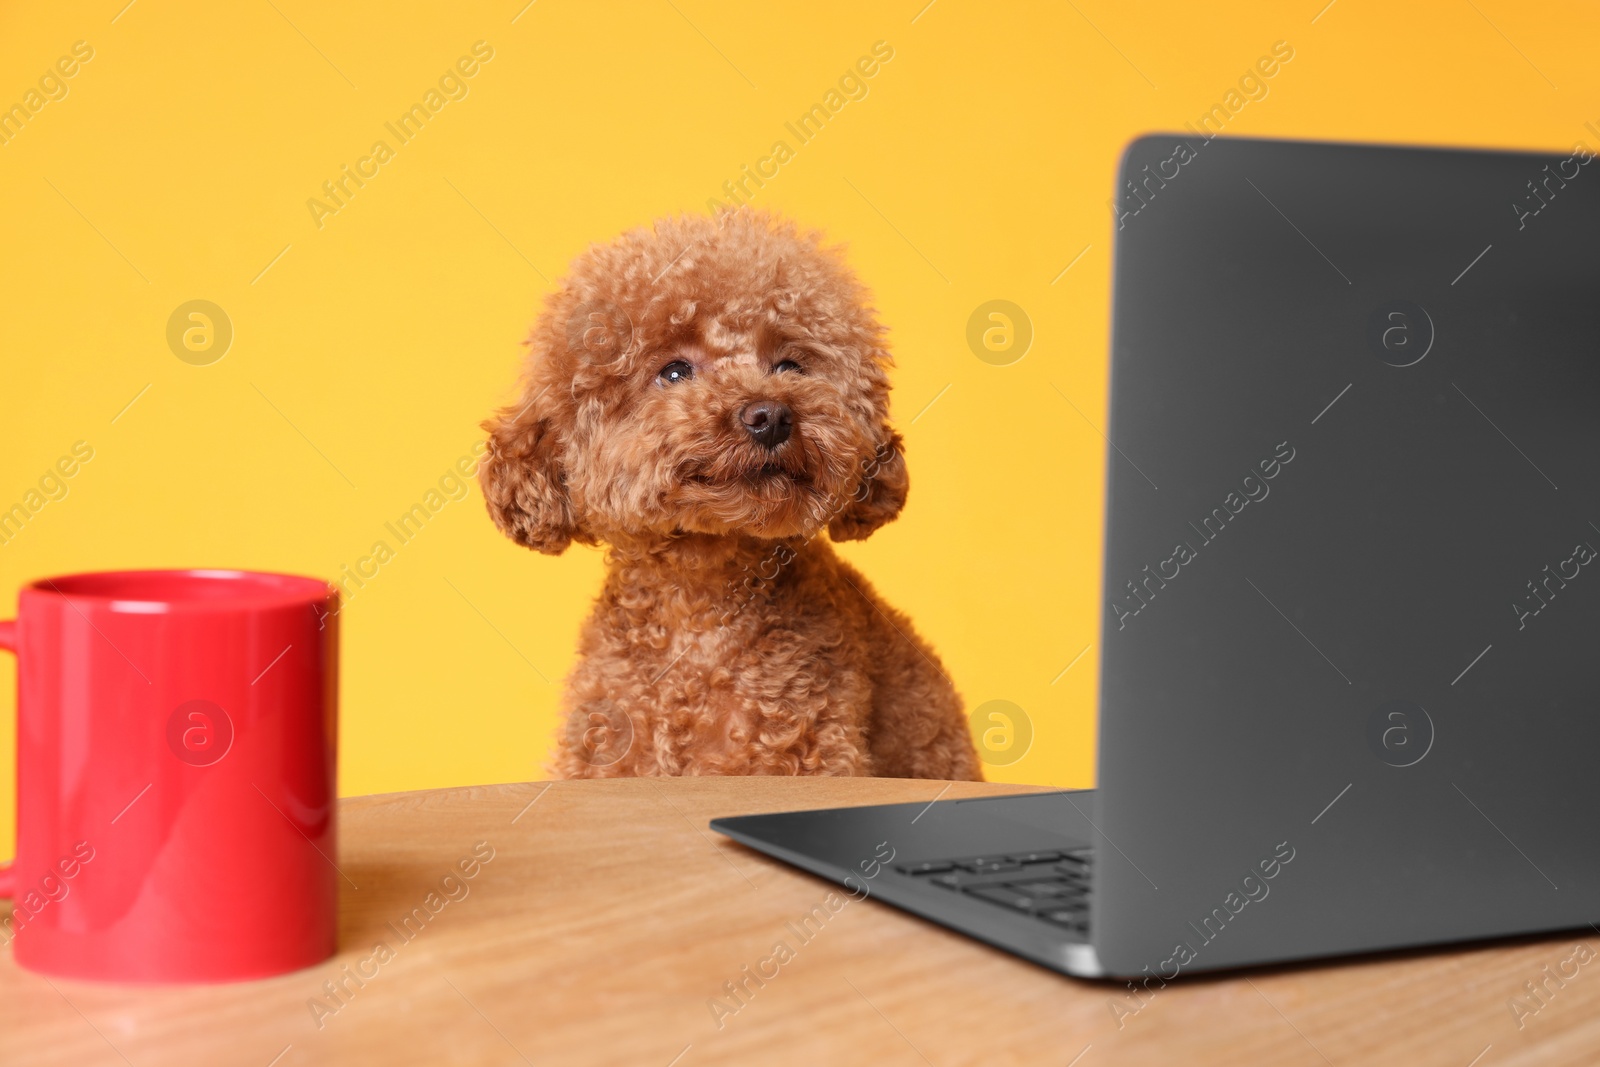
(1, 0, 1597, 857)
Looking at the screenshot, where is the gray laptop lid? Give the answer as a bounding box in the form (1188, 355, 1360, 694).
(1094, 135, 1600, 976)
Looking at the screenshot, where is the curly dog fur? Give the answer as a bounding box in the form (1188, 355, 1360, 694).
(479, 209, 980, 780)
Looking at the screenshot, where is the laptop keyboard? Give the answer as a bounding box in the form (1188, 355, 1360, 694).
(896, 848, 1092, 937)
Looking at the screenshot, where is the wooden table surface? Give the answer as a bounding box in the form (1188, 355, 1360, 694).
(1, 776, 1596, 1066)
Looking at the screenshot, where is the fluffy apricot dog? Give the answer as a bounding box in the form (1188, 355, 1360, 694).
(479, 210, 980, 781)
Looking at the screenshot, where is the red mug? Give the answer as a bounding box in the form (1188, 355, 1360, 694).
(0, 569, 339, 982)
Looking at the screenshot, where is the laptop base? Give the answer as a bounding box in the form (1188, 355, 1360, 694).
(711, 790, 1105, 977)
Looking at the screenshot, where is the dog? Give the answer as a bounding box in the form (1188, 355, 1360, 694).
(479, 210, 980, 780)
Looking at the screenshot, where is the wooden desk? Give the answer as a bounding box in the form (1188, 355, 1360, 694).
(1, 777, 1595, 1066)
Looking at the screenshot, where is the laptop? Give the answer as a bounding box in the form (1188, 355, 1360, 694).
(711, 134, 1600, 979)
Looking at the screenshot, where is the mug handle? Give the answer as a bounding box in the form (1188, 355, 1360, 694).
(0, 618, 13, 898)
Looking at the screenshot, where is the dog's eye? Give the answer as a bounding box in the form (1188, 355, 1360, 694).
(657, 361, 694, 385)
(773, 359, 804, 375)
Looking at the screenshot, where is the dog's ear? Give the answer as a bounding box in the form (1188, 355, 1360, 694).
(479, 386, 579, 555)
(829, 430, 909, 542)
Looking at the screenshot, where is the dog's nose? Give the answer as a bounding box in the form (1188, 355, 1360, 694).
(739, 401, 793, 449)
